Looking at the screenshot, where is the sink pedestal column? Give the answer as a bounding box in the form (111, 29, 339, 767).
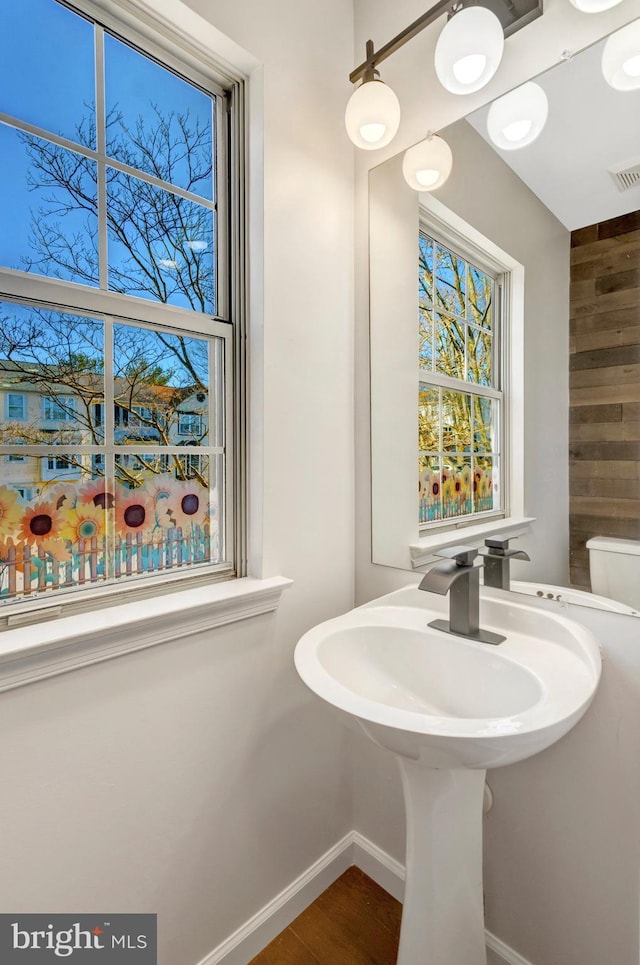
(397, 759, 487, 965)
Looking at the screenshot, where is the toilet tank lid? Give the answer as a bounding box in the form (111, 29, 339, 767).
(586, 536, 640, 556)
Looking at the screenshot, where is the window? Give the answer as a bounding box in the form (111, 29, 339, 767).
(418, 229, 504, 530)
(178, 413, 203, 436)
(0, 0, 243, 612)
(43, 396, 76, 422)
(6, 441, 26, 463)
(5, 393, 26, 421)
(42, 455, 81, 480)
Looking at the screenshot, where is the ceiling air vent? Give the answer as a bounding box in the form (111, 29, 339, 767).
(609, 156, 640, 193)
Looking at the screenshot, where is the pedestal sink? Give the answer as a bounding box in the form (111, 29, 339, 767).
(294, 586, 601, 965)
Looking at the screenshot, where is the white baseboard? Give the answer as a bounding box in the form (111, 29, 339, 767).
(350, 830, 405, 902)
(485, 930, 537, 965)
(197, 829, 534, 965)
(196, 832, 355, 965)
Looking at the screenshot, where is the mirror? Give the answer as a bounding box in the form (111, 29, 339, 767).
(370, 27, 640, 615)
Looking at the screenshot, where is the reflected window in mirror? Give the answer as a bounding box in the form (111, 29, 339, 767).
(418, 228, 504, 530)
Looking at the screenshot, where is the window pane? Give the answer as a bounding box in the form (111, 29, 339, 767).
(467, 326, 493, 386)
(442, 457, 472, 519)
(474, 456, 499, 514)
(0, 303, 104, 444)
(435, 245, 465, 317)
(468, 265, 493, 331)
(419, 306, 433, 371)
(0, 460, 108, 603)
(107, 168, 214, 312)
(0, 126, 98, 284)
(435, 313, 466, 380)
(113, 323, 210, 446)
(418, 387, 439, 452)
(0, 0, 95, 148)
(105, 34, 213, 201)
(473, 396, 497, 452)
(419, 234, 433, 304)
(113, 453, 221, 572)
(419, 456, 442, 524)
(442, 391, 471, 452)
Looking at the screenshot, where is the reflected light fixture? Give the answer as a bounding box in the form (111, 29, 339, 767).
(402, 133, 453, 190)
(346, 0, 543, 157)
(602, 19, 640, 91)
(487, 81, 548, 150)
(345, 41, 401, 150)
(435, 6, 504, 94)
(568, 0, 624, 12)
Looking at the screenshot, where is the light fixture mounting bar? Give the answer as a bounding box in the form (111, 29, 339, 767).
(349, 0, 544, 85)
(350, 0, 451, 85)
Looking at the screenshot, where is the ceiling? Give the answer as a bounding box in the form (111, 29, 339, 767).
(467, 34, 640, 231)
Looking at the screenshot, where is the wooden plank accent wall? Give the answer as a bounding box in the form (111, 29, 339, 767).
(570, 210, 640, 589)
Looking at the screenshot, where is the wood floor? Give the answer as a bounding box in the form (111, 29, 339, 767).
(248, 866, 401, 965)
(248, 866, 505, 965)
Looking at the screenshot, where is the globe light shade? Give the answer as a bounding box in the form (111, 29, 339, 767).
(345, 79, 401, 150)
(602, 19, 640, 91)
(568, 0, 624, 12)
(435, 7, 504, 95)
(402, 135, 453, 192)
(487, 82, 549, 150)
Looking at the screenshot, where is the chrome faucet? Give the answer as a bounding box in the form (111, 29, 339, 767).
(480, 536, 530, 590)
(419, 545, 505, 645)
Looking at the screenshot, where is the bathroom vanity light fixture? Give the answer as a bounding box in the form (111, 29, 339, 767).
(402, 133, 453, 190)
(435, 5, 504, 94)
(568, 0, 624, 12)
(345, 41, 401, 150)
(486, 81, 549, 149)
(346, 0, 543, 150)
(602, 18, 640, 91)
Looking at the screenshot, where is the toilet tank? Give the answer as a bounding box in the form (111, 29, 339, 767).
(586, 536, 640, 610)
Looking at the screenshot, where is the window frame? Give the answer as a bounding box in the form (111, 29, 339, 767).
(417, 218, 508, 536)
(0, 0, 248, 623)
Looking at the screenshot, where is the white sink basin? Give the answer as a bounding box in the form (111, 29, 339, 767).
(295, 587, 602, 769)
(295, 586, 602, 965)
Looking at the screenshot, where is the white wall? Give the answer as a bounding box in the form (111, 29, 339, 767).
(353, 2, 640, 963)
(0, 1, 356, 963)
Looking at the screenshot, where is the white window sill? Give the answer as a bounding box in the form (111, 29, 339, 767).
(409, 517, 535, 569)
(0, 576, 292, 693)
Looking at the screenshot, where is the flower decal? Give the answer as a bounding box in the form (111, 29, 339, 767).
(18, 501, 67, 544)
(79, 479, 115, 510)
(61, 502, 105, 544)
(114, 490, 155, 535)
(0, 486, 23, 539)
(160, 480, 208, 530)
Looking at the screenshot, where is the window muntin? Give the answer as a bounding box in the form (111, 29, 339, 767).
(0, 0, 237, 610)
(418, 230, 503, 528)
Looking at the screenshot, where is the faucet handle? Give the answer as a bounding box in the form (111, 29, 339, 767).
(484, 535, 511, 555)
(435, 545, 478, 567)
(483, 535, 530, 562)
